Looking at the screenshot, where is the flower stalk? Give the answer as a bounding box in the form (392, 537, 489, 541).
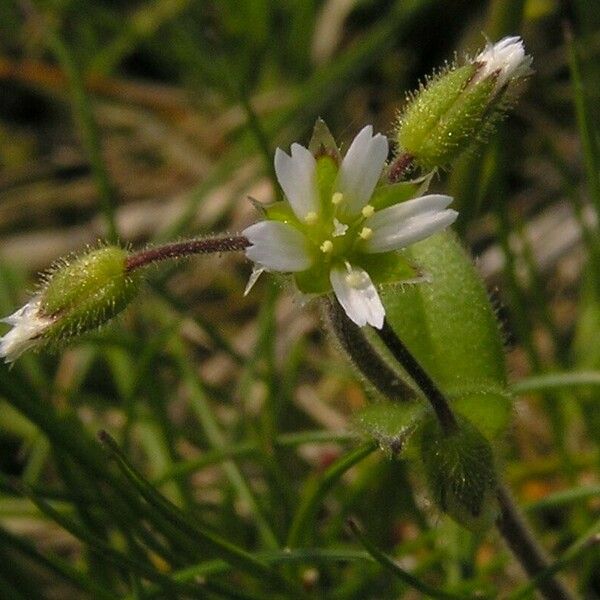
(497, 484, 575, 600)
(376, 318, 457, 433)
(330, 302, 574, 599)
(125, 236, 250, 272)
(325, 297, 417, 402)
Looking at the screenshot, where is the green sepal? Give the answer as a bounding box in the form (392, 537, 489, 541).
(40, 246, 140, 347)
(355, 252, 419, 286)
(308, 118, 341, 163)
(294, 263, 330, 295)
(315, 154, 339, 218)
(420, 414, 498, 531)
(265, 201, 298, 225)
(370, 172, 434, 211)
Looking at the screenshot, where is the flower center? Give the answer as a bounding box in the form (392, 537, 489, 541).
(302, 198, 376, 265)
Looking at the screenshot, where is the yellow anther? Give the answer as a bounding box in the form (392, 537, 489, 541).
(361, 204, 375, 218)
(359, 227, 373, 240)
(331, 192, 344, 205)
(320, 240, 334, 253)
(305, 211, 318, 225)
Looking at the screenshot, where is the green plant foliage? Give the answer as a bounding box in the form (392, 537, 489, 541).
(380, 232, 512, 440)
(420, 415, 498, 531)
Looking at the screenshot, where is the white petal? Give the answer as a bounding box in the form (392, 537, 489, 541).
(274, 144, 318, 220)
(365, 207, 458, 253)
(366, 194, 453, 230)
(243, 221, 312, 272)
(473, 36, 532, 90)
(0, 298, 51, 363)
(329, 265, 385, 329)
(336, 125, 389, 215)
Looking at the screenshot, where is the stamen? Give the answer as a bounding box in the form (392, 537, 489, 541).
(305, 211, 318, 225)
(320, 240, 334, 253)
(331, 192, 344, 206)
(359, 227, 373, 240)
(332, 218, 348, 237)
(361, 205, 375, 218)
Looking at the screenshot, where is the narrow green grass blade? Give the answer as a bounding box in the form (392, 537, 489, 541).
(286, 442, 378, 548)
(348, 519, 475, 600)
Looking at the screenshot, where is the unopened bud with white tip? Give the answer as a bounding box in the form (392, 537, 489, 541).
(471, 36, 533, 93)
(395, 35, 532, 172)
(0, 246, 140, 363)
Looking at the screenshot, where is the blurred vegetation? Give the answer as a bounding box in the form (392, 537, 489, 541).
(0, 0, 599, 598)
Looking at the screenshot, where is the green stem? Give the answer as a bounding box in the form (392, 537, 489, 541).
(172, 338, 280, 550)
(98, 431, 298, 594)
(328, 305, 576, 599)
(565, 23, 600, 219)
(44, 28, 119, 243)
(286, 441, 378, 548)
(348, 519, 470, 600)
(512, 371, 600, 394)
(153, 429, 359, 484)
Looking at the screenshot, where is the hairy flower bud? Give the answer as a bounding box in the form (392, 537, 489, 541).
(420, 415, 498, 531)
(396, 36, 532, 171)
(0, 246, 139, 362)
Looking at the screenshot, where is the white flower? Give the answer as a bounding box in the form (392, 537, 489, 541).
(243, 125, 458, 329)
(472, 36, 532, 92)
(0, 297, 53, 363)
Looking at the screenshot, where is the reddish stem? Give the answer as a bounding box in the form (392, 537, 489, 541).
(125, 236, 250, 272)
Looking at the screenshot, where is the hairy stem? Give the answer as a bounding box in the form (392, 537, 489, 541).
(497, 484, 575, 600)
(375, 319, 457, 433)
(125, 236, 250, 272)
(325, 298, 417, 401)
(328, 303, 575, 599)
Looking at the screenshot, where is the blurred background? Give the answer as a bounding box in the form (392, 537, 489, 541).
(0, 0, 599, 598)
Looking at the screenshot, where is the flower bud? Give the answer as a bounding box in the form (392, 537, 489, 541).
(420, 414, 498, 531)
(0, 246, 139, 362)
(396, 36, 532, 171)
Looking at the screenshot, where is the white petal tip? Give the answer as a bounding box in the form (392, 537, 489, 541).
(0, 298, 51, 363)
(330, 266, 385, 330)
(473, 35, 532, 90)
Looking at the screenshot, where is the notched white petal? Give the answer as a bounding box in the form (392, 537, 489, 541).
(243, 221, 312, 272)
(274, 144, 318, 220)
(330, 265, 385, 329)
(0, 297, 52, 363)
(365, 194, 453, 231)
(337, 125, 389, 215)
(365, 208, 458, 253)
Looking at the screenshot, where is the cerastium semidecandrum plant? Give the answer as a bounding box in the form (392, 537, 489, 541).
(0, 37, 576, 599)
